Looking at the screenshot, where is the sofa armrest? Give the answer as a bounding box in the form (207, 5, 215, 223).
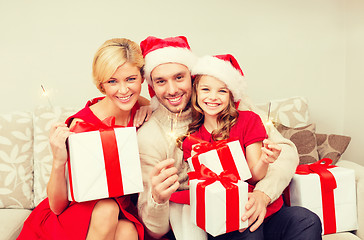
(336, 159, 364, 239)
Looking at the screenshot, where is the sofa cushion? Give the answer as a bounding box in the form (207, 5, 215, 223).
(0, 209, 32, 240)
(276, 123, 319, 165)
(33, 106, 77, 206)
(316, 134, 351, 165)
(256, 96, 310, 128)
(322, 232, 360, 240)
(0, 111, 34, 209)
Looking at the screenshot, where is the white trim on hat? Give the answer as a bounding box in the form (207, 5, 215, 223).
(191, 56, 247, 102)
(144, 47, 197, 85)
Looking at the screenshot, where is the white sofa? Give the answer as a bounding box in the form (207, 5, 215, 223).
(0, 106, 77, 240)
(0, 97, 363, 240)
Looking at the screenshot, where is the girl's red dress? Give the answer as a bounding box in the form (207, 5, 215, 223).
(180, 110, 283, 218)
(17, 97, 144, 240)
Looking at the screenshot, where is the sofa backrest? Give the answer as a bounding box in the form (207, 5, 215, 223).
(0, 111, 34, 209)
(0, 106, 78, 209)
(255, 96, 310, 128)
(32, 106, 77, 206)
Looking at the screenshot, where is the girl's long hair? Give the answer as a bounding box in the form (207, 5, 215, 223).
(177, 75, 239, 148)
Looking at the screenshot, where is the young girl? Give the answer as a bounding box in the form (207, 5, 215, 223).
(181, 54, 283, 239)
(18, 38, 151, 240)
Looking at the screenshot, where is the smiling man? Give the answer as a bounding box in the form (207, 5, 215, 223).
(149, 62, 192, 114)
(136, 36, 200, 239)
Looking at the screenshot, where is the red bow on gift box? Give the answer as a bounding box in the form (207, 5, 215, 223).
(67, 116, 125, 202)
(189, 164, 241, 233)
(294, 158, 337, 235)
(186, 135, 242, 181)
(70, 116, 117, 133)
(188, 164, 239, 187)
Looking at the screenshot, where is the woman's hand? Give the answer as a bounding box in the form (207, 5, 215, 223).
(133, 105, 152, 128)
(49, 123, 73, 167)
(260, 139, 282, 164)
(48, 122, 73, 214)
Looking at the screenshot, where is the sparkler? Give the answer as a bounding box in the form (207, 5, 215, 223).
(266, 101, 273, 126)
(41, 85, 53, 108)
(168, 109, 183, 139)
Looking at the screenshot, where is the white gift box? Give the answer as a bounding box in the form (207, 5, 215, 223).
(289, 167, 357, 234)
(190, 178, 248, 236)
(187, 140, 252, 181)
(66, 127, 143, 202)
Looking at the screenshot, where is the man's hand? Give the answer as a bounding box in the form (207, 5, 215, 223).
(150, 159, 180, 204)
(241, 190, 271, 232)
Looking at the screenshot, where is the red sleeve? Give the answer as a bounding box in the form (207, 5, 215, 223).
(239, 111, 267, 148)
(182, 136, 193, 161)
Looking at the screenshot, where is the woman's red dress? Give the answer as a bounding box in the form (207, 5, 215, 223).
(17, 97, 144, 240)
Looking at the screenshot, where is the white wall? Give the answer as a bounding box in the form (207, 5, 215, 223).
(344, 0, 364, 163)
(0, 0, 362, 164)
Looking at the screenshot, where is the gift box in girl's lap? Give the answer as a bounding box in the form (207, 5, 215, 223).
(189, 166, 249, 237)
(288, 160, 357, 235)
(66, 126, 143, 202)
(187, 137, 252, 181)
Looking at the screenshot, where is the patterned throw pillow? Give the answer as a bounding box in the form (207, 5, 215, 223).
(0, 111, 34, 209)
(316, 134, 351, 165)
(276, 123, 319, 165)
(33, 106, 77, 206)
(256, 96, 310, 128)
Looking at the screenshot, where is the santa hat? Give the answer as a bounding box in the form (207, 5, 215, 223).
(191, 54, 247, 102)
(140, 36, 197, 96)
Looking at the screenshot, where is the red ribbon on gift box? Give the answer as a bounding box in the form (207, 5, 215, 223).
(188, 164, 240, 233)
(295, 158, 337, 235)
(186, 135, 241, 180)
(67, 116, 124, 201)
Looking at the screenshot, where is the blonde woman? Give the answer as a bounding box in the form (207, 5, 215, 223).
(18, 38, 151, 240)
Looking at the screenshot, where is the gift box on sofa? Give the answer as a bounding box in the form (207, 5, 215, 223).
(186, 136, 252, 181)
(66, 125, 143, 202)
(288, 159, 358, 235)
(189, 165, 249, 237)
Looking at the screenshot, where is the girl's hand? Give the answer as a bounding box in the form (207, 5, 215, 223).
(49, 123, 73, 167)
(260, 139, 282, 164)
(134, 105, 152, 127)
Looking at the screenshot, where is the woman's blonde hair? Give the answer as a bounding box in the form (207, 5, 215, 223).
(176, 75, 239, 148)
(92, 38, 144, 93)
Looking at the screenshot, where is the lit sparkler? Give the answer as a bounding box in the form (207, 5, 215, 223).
(266, 101, 273, 126)
(168, 109, 183, 138)
(41, 85, 53, 108)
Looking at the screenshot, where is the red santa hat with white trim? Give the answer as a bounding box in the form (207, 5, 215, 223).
(140, 36, 197, 99)
(191, 54, 247, 103)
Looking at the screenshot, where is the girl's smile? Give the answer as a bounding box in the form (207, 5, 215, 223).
(196, 75, 230, 119)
